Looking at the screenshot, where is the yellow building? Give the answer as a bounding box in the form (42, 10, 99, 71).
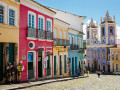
(53, 18, 70, 77)
(110, 48, 120, 72)
(0, 0, 20, 83)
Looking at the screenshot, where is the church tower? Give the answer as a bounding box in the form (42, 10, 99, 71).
(86, 18, 99, 45)
(100, 11, 117, 45)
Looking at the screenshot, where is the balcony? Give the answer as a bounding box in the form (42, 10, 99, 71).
(78, 48, 84, 53)
(54, 38, 70, 46)
(69, 44, 79, 50)
(46, 31, 53, 40)
(38, 29, 45, 39)
(27, 27, 36, 38)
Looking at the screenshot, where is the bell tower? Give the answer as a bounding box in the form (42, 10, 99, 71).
(86, 18, 99, 45)
(100, 11, 117, 45)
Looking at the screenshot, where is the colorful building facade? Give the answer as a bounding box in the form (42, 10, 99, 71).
(53, 18, 69, 77)
(19, 0, 56, 81)
(0, 0, 20, 83)
(86, 11, 117, 72)
(110, 48, 120, 72)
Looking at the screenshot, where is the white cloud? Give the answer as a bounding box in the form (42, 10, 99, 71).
(116, 25, 120, 39)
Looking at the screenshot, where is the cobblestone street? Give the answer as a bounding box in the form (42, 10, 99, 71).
(24, 74, 120, 90)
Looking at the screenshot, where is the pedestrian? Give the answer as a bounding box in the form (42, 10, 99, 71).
(11, 62, 17, 83)
(17, 61, 24, 83)
(6, 62, 12, 84)
(97, 71, 101, 78)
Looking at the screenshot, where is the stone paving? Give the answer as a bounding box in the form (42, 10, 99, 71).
(24, 74, 120, 90)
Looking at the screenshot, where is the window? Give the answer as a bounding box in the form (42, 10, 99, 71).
(47, 19, 52, 32)
(116, 53, 118, 60)
(38, 17, 44, 30)
(112, 63, 114, 72)
(116, 64, 118, 71)
(102, 50, 105, 60)
(54, 28, 57, 38)
(75, 37, 77, 45)
(29, 41, 35, 49)
(87, 31, 89, 39)
(64, 31, 66, 39)
(59, 30, 62, 39)
(28, 11, 36, 28)
(94, 50, 96, 59)
(72, 37, 74, 45)
(0, 6, 4, 23)
(69, 36, 71, 44)
(112, 53, 114, 60)
(110, 26, 113, 35)
(102, 27, 105, 36)
(9, 9, 15, 26)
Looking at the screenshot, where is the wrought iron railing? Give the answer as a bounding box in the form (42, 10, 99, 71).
(27, 27, 36, 38)
(78, 48, 84, 53)
(46, 31, 53, 40)
(54, 38, 70, 46)
(38, 29, 45, 39)
(69, 44, 79, 50)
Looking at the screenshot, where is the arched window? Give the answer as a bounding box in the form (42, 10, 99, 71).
(102, 50, 105, 60)
(110, 26, 113, 35)
(102, 27, 105, 36)
(0, 5, 4, 23)
(87, 31, 89, 39)
(116, 53, 118, 60)
(112, 53, 114, 60)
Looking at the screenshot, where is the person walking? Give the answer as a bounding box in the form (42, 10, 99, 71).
(17, 61, 24, 83)
(11, 62, 17, 83)
(6, 62, 12, 84)
(87, 70, 89, 77)
(97, 71, 101, 78)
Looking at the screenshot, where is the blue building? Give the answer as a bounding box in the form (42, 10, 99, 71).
(68, 28, 79, 76)
(86, 11, 117, 72)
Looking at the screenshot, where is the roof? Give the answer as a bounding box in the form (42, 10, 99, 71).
(48, 7, 86, 20)
(55, 18, 70, 25)
(30, 0, 56, 14)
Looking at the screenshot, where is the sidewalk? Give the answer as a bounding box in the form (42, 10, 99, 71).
(0, 76, 88, 90)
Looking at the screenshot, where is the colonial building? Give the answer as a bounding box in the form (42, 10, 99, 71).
(50, 8, 86, 76)
(19, 0, 56, 81)
(53, 18, 70, 77)
(86, 11, 117, 72)
(0, 0, 20, 83)
(110, 48, 120, 72)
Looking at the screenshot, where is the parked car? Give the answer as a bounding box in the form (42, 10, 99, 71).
(113, 71, 120, 75)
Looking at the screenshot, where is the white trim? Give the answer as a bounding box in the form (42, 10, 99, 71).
(28, 11, 36, 28)
(72, 36, 74, 44)
(29, 41, 35, 49)
(27, 51, 36, 80)
(38, 15, 45, 30)
(0, 1, 7, 24)
(68, 35, 71, 44)
(47, 18, 52, 32)
(20, 0, 55, 18)
(8, 5, 18, 26)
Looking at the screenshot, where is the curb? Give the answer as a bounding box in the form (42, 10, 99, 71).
(8, 76, 88, 90)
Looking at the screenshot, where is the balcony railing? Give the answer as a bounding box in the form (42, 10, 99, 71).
(38, 29, 45, 39)
(78, 48, 84, 53)
(46, 31, 53, 40)
(27, 28, 53, 40)
(27, 27, 36, 38)
(54, 38, 70, 46)
(69, 44, 79, 50)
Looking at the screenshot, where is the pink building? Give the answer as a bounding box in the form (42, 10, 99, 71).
(19, 0, 56, 81)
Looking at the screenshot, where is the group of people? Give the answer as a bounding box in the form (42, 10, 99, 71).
(6, 61, 24, 84)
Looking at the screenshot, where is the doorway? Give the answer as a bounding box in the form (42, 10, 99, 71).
(59, 55, 62, 75)
(72, 57, 74, 76)
(38, 51, 42, 78)
(108, 65, 110, 72)
(94, 61, 97, 71)
(54, 55, 56, 75)
(9, 43, 14, 64)
(28, 52, 34, 80)
(0, 43, 3, 81)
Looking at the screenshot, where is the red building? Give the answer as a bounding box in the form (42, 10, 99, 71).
(19, 0, 56, 81)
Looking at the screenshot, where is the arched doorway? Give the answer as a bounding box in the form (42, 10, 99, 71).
(94, 61, 97, 71)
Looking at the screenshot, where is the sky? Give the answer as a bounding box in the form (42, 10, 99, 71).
(35, 0, 120, 39)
